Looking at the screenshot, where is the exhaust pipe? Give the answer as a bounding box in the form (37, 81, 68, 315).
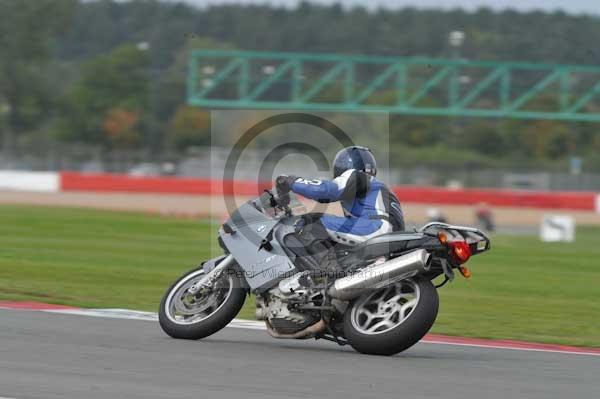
(328, 249, 431, 301)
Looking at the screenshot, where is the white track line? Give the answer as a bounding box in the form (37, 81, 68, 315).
(43, 308, 266, 329)
(3, 307, 599, 356)
(419, 338, 600, 357)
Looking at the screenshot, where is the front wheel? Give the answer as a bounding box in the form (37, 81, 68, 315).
(343, 276, 439, 356)
(159, 263, 246, 340)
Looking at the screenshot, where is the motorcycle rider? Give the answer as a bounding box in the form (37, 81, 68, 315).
(276, 146, 405, 247)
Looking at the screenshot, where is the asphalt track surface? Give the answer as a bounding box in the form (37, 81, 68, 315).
(1, 309, 598, 399)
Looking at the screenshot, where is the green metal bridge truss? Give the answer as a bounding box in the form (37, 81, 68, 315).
(188, 50, 600, 122)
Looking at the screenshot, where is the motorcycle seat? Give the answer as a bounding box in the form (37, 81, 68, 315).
(337, 231, 428, 268)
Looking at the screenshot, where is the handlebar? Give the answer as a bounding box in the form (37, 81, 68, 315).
(263, 189, 293, 216)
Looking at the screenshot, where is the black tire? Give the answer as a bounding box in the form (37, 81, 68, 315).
(159, 265, 247, 340)
(343, 276, 439, 356)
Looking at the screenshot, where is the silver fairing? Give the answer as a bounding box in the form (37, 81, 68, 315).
(219, 201, 297, 292)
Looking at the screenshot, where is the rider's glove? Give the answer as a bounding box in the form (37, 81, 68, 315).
(275, 175, 298, 207)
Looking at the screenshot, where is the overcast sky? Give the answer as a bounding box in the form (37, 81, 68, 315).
(171, 0, 600, 16)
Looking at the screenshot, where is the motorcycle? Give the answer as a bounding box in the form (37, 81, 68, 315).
(159, 189, 490, 356)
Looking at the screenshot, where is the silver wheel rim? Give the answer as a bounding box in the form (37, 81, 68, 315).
(350, 279, 420, 335)
(164, 269, 233, 325)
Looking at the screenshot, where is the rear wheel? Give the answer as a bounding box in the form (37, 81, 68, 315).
(159, 264, 246, 340)
(343, 276, 438, 356)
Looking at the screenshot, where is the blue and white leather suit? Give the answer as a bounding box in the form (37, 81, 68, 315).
(290, 169, 405, 244)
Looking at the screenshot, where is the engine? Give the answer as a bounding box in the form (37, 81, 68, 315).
(255, 271, 323, 335)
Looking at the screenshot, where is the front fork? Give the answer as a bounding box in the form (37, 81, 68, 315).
(188, 254, 235, 294)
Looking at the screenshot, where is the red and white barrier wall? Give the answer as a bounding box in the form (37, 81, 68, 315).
(2, 170, 600, 212)
(0, 171, 60, 192)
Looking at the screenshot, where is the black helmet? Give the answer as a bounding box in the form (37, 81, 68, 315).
(332, 146, 377, 178)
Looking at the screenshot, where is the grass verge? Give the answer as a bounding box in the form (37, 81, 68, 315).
(2, 204, 599, 347)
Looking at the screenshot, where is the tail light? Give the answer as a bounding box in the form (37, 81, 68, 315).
(449, 241, 472, 264)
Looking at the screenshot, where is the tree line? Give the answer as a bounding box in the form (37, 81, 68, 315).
(1, 0, 600, 171)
